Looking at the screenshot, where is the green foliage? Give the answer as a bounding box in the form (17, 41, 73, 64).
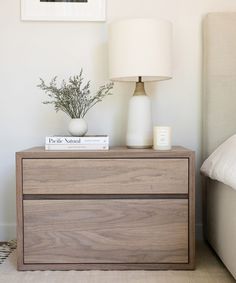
(38, 69, 114, 119)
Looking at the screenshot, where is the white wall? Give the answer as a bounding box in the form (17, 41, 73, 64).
(1, 0, 236, 240)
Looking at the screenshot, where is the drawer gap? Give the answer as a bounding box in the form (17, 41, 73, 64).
(23, 194, 188, 200)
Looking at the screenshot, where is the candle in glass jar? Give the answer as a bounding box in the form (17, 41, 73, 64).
(153, 126, 172, 150)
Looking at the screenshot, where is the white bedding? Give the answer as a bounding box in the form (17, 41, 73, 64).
(201, 134, 236, 190)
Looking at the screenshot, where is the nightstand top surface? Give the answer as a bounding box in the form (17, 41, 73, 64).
(16, 146, 194, 159)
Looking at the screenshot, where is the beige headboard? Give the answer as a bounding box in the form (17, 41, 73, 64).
(203, 13, 236, 159)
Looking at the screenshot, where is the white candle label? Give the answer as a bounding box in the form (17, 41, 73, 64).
(157, 129, 169, 146)
(153, 126, 172, 150)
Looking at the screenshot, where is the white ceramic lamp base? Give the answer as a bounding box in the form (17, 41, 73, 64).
(126, 82, 153, 148)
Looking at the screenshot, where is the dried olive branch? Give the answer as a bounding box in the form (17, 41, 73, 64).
(37, 69, 114, 119)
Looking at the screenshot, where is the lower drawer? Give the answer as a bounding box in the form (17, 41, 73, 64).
(23, 199, 188, 264)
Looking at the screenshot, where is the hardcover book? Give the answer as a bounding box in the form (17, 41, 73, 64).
(45, 143, 109, 151)
(46, 135, 109, 145)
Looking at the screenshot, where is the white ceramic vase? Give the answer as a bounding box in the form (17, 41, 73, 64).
(68, 118, 88, 137)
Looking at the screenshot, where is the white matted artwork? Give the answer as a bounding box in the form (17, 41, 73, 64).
(21, 0, 106, 22)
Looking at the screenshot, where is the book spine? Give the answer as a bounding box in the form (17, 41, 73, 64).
(45, 136, 109, 145)
(45, 144, 109, 151)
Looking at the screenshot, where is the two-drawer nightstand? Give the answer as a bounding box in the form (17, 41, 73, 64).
(16, 146, 195, 271)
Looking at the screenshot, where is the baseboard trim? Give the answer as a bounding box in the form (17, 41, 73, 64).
(0, 224, 16, 241)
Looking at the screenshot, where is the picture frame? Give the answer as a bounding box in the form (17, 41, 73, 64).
(21, 0, 106, 22)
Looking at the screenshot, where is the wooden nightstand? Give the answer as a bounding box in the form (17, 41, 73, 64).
(16, 146, 195, 271)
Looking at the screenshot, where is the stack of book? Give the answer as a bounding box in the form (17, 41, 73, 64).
(45, 135, 109, 151)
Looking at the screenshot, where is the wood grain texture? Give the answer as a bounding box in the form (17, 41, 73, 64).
(23, 158, 188, 195)
(23, 199, 188, 264)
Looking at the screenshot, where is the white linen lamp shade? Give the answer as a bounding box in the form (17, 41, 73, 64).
(108, 18, 172, 148)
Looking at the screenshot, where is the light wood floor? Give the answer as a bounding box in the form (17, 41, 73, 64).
(0, 241, 235, 282)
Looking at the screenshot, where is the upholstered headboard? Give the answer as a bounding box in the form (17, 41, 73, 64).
(203, 13, 236, 159)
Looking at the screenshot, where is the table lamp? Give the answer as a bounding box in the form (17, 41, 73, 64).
(108, 18, 172, 148)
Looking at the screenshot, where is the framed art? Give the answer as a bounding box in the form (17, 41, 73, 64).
(21, 0, 106, 22)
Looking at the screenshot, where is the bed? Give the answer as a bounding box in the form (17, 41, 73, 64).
(203, 13, 236, 279)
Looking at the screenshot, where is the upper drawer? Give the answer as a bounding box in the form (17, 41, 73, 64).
(23, 158, 188, 195)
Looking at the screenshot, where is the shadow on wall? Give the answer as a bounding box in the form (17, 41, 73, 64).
(0, 163, 16, 240)
(88, 41, 130, 146)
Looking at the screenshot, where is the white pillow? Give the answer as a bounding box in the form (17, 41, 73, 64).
(200, 134, 236, 190)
